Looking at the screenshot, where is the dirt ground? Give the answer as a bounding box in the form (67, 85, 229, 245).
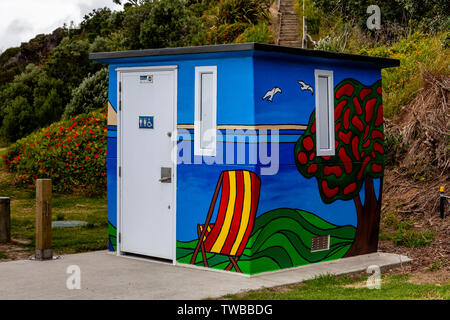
(0, 239, 33, 262)
(378, 168, 449, 285)
(380, 240, 449, 285)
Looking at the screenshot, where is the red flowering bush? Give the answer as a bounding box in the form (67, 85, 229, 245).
(2, 107, 107, 195)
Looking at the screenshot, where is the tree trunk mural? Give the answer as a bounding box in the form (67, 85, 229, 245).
(345, 177, 383, 257)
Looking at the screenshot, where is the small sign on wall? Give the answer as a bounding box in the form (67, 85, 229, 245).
(140, 75, 153, 83)
(139, 116, 154, 129)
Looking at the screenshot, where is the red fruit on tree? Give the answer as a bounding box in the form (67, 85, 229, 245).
(294, 79, 385, 258)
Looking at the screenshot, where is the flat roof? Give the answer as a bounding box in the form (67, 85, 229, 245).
(89, 42, 399, 68)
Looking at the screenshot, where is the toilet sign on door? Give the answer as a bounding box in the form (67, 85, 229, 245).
(139, 116, 154, 129)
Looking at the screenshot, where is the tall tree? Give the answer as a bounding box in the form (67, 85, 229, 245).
(113, 0, 144, 6)
(294, 79, 385, 256)
(44, 38, 99, 91)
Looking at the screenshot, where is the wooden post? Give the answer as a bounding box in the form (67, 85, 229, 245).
(35, 179, 52, 260)
(0, 197, 10, 243)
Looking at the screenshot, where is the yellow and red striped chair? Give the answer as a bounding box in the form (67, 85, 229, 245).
(190, 170, 261, 273)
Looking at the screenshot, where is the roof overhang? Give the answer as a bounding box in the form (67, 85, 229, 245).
(89, 43, 399, 69)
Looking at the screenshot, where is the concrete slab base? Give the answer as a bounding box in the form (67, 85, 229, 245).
(0, 251, 411, 300)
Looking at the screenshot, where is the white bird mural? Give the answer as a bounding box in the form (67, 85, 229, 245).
(262, 87, 282, 102)
(297, 80, 314, 95)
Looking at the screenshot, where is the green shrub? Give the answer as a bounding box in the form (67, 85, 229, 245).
(311, 0, 449, 33)
(207, 23, 248, 44)
(235, 22, 273, 43)
(44, 37, 100, 90)
(63, 68, 108, 120)
(382, 218, 435, 248)
(215, 0, 271, 25)
(314, 32, 350, 52)
(122, 0, 202, 49)
(79, 8, 124, 42)
(0, 64, 66, 142)
(121, 1, 155, 50)
(384, 131, 409, 166)
(89, 36, 113, 53)
(429, 259, 448, 271)
(139, 0, 202, 48)
(392, 228, 434, 248)
(2, 108, 107, 195)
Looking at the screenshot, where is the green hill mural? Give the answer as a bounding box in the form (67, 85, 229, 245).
(177, 208, 356, 275)
(109, 222, 117, 251)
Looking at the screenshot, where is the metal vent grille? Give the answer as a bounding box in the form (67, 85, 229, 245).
(311, 235, 330, 252)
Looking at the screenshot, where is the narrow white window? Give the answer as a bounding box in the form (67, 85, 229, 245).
(195, 66, 217, 156)
(315, 69, 335, 156)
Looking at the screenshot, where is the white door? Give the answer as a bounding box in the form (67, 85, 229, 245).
(119, 67, 176, 260)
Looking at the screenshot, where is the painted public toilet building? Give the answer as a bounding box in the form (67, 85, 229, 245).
(90, 43, 399, 275)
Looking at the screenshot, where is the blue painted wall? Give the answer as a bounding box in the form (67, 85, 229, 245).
(103, 49, 384, 262)
(253, 53, 382, 124)
(106, 51, 255, 124)
(105, 51, 255, 249)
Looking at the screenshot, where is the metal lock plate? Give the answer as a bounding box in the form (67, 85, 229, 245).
(159, 167, 172, 183)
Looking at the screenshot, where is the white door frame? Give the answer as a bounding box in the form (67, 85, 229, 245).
(116, 65, 178, 264)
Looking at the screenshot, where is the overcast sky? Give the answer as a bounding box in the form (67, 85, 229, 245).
(0, 0, 123, 52)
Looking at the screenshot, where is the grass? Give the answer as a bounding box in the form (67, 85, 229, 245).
(224, 273, 449, 300)
(380, 213, 434, 248)
(0, 167, 108, 255)
(429, 259, 448, 271)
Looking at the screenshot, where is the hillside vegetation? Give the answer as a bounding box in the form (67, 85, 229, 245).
(0, 0, 274, 145)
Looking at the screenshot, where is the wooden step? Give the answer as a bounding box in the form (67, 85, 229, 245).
(280, 35, 300, 39)
(278, 0, 301, 47)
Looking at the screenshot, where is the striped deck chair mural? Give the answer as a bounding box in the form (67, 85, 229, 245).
(190, 170, 261, 273)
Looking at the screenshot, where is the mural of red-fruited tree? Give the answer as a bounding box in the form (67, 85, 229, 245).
(294, 79, 385, 257)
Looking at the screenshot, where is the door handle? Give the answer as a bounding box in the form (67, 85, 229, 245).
(159, 167, 172, 183)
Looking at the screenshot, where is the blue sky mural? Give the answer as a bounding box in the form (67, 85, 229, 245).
(254, 54, 381, 125)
